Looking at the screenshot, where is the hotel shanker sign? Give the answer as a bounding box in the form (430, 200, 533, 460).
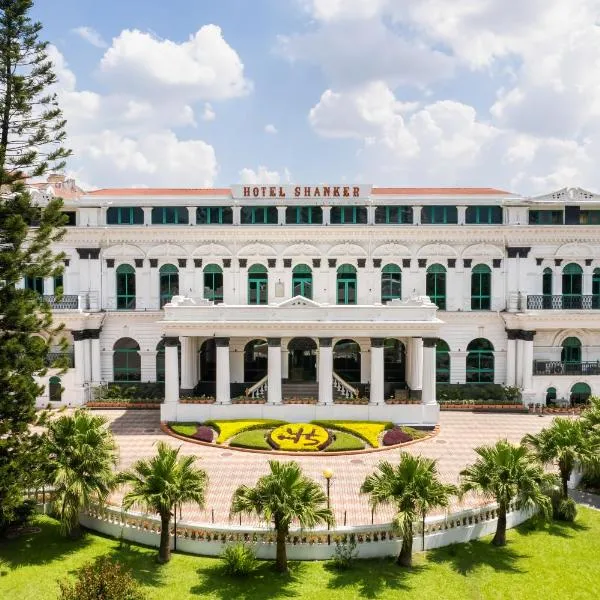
(231, 184, 372, 200)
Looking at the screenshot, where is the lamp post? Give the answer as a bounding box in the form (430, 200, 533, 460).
(323, 468, 333, 545)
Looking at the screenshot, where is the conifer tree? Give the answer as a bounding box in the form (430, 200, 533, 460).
(0, 0, 70, 529)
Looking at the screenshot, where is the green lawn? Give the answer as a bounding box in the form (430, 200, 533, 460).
(1, 509, 599, 600)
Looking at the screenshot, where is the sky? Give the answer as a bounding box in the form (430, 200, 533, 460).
(30, 0, 600, 194)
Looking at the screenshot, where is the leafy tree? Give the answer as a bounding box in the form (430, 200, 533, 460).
(231, 460, 333, 573)
(460, 440, 555, 546)
(0, 0, 70, 529)
(46, 410, 117, 538)
(581, 396, 600, 433)
(361, 452, 457, 567)
(523, 418, 600, 499)
(117, 441, 208, 563)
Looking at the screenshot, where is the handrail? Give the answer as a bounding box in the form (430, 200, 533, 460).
(533, 360, 600, 375)
(527, 294, 600, 310)
(245, 375, 268, 398)
(333, 371, 358, 398)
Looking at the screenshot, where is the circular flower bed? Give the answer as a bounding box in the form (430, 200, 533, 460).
(269, 423, 330, 451)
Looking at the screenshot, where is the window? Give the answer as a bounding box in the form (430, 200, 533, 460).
(49, 376, 62, 403)
(248, 264, 268, 304)
(381, 264, 402, 303)
(426, 264, 446, 310)
(113, 338, 141, 381)
(466, 338, 494, 383)
(196, 206, 233, 224)
(25, 276, 44, 295)
(579, 210, 600, 224)
(561, 337, 581, 372)
(61, 211, 77, 226)
(285, 206, 323, 224)
(155, 339, 181, 382)
(240, 206, 278, 224)
(570, 382, 591, 405)
(421, 206, 458, 224)
(330, 206, 368, 224)
(292, 264, 313, 299)
(53, 274, 63, 294)
(528, 210, 563, 225)
(375, 206, 413, 224)
(204, 264, 223, 303)
(562, 263, 582, 308)
(107, 206, 144, 225)
(593, 268, 600, 309)
(159, 264, 179, 307)
(471, 264, 491, 310)
(151, 206, 188, 224)
(543, 267, 553, 309)
(116, 264, 136, 310)
(337, 264, 357, 305)
(436, 339, 450, 383)
(465, 206, 503, 224)
(546, 387, 557, 404)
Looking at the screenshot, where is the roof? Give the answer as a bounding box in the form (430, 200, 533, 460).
(372, 187, 509, 195)
(87, 188, 230, 196)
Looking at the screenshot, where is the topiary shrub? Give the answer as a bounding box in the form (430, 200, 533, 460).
(57, 556, 146, 600)
(191, 426, 214, 442)
(382, 427, 413, 446)
(221, 543, 258, 576)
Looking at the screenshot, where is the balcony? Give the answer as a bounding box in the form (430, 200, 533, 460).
(533, 360, 600, 376)
(45, 351, 75, 368)
(43, 292, 100, 311)
(526, 295, 600, 310)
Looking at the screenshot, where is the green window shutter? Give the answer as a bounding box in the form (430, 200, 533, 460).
(292, 264, 313, 298)
(436, 339, 450, 382)
(116, 264, 136, 310)
(336, 264, 357, 305)
(381, 263, 402, 303)
(248, 264, 268, 304)
(471, 264, 491, 310)
(466, 338, 494, 383)
(426, 263, 446, 309)
(204, 264, 223, 303)
(159, 264, 179, 308)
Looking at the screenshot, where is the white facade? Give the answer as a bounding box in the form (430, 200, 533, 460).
(30, 182, 600, 420)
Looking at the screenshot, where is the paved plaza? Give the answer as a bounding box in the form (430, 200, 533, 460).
(101, 410, 552, 527)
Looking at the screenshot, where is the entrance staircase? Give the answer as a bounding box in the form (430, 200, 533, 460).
(281, 382, 318, 400)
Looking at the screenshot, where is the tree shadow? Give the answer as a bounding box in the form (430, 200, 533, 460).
(324, 558, 425, 599)
(190, 560, 305, 599)
(515, 516, 589, 539)
(101, 541, 167, 588)
(428, 539, 527, 576)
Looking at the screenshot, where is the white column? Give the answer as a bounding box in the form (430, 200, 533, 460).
(83, 336, 92, 384)
(187, 206, 196, 225)
(360, 347, 371, 383)
(422, 338, 437, 405)
(90, 332, 101, 383)
(230, 342, 245, 383)
(457, 206, 467, 225)
(142, 206, 152, 226)
(516, 338, 524, 388)
(73, 332, 86, 387)
(412, 337, 423, 390)
(180, 337, 195, 390)
(370, 338, 384, 405)
(277, 206, 286, 225)
(281, 344, 289, 380)
(164, 337, 180, 404)
(216, 337, 231, 403)
(450, 351, 467, 384)
(506, 332, 517, 387)
(318, 338, 333, 404)
(322, 206, 332, 226)
(405, 339, 413, 389)
(267, 338, 282, 404)
(522, 332, 535, 391)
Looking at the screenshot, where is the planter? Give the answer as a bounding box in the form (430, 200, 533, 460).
(179, 397, 216, 404)
(282, 398, 318, 405)
(232, 398, 266, 404)
(86, 402, 161, 409)
(385, 399, 420, 405)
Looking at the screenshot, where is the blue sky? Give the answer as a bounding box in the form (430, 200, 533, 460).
(30, 0, 600, 193)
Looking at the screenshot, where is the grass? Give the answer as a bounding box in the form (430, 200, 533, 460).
(204, 419, 286, 444)
(2, 509, 600, 599)
(229, 428, 272, 450)
(170, 423, 198, 437)
(325, 431, 366, 452)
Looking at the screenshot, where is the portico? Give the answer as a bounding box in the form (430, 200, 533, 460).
(160, 295, 442, 425)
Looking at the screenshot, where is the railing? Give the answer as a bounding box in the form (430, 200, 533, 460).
(43, 294, 79, 310)
(45, 351, 75, 368)
(245, 375, 268, 399)
(533, 360, 600, 376)
(527, 295, 600, 310)
(333, 371, 358, 398)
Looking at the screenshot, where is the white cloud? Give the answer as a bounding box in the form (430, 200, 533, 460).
(239, 166, 291, 184)
(72, 26, 108, 48)
(264, 123, 278, 134)
(202, 103, 216, 121)
(303, 0, 389, 21)
(100, 26, 252, 100)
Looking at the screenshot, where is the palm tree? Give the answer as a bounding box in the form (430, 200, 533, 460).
(581, 396, 600, 432)
(117, 441, 208, 563)
(46, 410, 117, 539)
(460, 440, 554, 547)
(230, 460, 334, 572)
(523, 417, 600, 499)
(360, 452, 457, 567)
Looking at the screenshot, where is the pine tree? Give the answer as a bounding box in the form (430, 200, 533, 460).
(0, 0, 70, 530)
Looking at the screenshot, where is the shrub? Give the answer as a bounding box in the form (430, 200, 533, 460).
(205, 419, 286, 444)
(229, 428, 272, 450)
(221, 543, 258, 576)
(331, 537, 358, 570)
(382, 427, 413, 446)
(9, 499, 36, 527)
(555, 498, 578, 522)
(192, 426, 214, 442)
(57, 556, 146, 600)
(325, 432, 365, 452)
(311, 420, 393, 448)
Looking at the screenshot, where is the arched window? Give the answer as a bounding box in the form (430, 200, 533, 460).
(292, 264, 313, 299)
(562, 263, 583, 308)
(248, 264, 268, 305)
(546, 387, 557, 405)
(471, 264, 491, 310)
(337, 264, 357, 305)
(426, 264, 446, 310)
(116, 264, 136, 310)
(381, 264, 402, 303)
(593, 268, 600, 309)
(204, 264, 223, 303)
(561, 337, 581, 374)
(159, 264, 179, 307)
(570, 382, 591, 405)
(155, 339, 181, 382)
(49, 376, 62, 403)
(113, 338, 141, 381)
(543, 267, 553, 309)
(466, 338, 494, 383)
(436, 339, 450, 382)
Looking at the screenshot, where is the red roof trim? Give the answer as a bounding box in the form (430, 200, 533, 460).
(87, 188, 230, 196)
(372, 187, 509, 195)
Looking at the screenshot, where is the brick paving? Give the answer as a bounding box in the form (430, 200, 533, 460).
(100, 410, 552, 527)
